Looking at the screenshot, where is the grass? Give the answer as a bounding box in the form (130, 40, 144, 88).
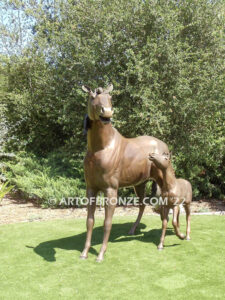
(0, 215, 225, 300)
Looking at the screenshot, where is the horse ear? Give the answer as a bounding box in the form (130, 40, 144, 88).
(82, 85, 97, 98)
(82, 85, 91, 93)
(104, 84, 113, 94)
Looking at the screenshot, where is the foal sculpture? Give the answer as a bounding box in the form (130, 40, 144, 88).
(80, 84, 169, 261)
(149, 152, 192, 250)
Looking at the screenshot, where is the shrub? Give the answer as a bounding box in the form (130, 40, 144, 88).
(0, 181, 13, 204)
(5, 151, 86, 207)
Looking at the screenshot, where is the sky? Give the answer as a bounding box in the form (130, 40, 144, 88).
(0, 1, 35, 56)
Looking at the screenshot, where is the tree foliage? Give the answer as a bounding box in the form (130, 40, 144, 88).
(0, 0, 225, 198)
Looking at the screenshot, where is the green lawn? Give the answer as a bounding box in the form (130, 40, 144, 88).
(0, 215, 224, 299)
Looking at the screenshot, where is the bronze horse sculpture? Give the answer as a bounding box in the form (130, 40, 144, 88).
(149, 152, 192, 250)
(80, 84, 169, 262)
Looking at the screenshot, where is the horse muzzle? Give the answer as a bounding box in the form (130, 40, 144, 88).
(99, 107, 114, 123)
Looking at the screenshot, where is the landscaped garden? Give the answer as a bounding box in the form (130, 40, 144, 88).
(0, 1, 225, 299)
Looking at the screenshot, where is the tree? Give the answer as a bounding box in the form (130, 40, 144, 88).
(0, 0, 224, 197)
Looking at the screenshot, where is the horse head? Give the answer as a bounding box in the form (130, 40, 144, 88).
(82, 84, 114, 124)
(148, 152, 171, 170)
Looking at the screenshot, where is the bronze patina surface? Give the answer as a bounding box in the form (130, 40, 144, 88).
(80, 84, 169, 261)
(149, 152, 192, 250)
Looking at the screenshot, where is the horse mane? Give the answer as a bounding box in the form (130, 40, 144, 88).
(96, 87, 110, 95)
(83, 114, 92, 136)
(168, 162, 176, 177)
(96, 87, 103, 94)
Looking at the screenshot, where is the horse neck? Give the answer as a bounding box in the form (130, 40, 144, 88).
(87, 120, 116, 152)
(162, 163, 176, 191)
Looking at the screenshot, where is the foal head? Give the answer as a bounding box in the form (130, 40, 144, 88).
(148, 152, 171, 170)
(82, 84, 114, 124)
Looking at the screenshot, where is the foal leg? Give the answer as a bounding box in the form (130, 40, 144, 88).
(184, 204, 191, 240)
(80, 188, 97, 259)
(128, 182, 146, 235)
(172, 206, 185, 240)
(158, 206, 170, 250)
(96, 188, 117, 262)
(159, 206, 169, 222)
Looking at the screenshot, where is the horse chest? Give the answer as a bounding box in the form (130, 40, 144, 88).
(84, 150, 119, 188)
(85, 149, 115, 169)
(162, 186, 183, 205)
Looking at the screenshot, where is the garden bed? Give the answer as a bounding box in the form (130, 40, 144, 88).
(0, 194, 224, 225)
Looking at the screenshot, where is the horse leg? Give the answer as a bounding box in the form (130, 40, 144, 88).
(172, 205, 185, 240)
(158, 206, 170, 250)
(96, 188, 117, 262)
(184, 204, 191, 240)
(128, 182, 146, 235)
(177, 205, 180, 228)
(160, 206, 169, 223)
(80, 188, 97, 259)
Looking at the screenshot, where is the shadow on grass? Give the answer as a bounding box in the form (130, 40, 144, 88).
(30, 222, 178, 262)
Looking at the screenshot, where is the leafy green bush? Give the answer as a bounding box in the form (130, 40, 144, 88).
(0, 181, 13, 204)
(5, 151, 86, 207)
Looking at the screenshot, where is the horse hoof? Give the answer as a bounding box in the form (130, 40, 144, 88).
(179, 234, 185, 240)
(186, 236, 191, 241)
(80, 255, 88, 260)
(128, 230, 135, 235)
(157, 245, 163, 251)
(96, 258, 104, 263)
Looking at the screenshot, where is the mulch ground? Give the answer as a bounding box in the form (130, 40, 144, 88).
(0, 194, 224, 225)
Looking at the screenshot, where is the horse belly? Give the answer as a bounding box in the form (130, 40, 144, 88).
(119, 159, 151, 187)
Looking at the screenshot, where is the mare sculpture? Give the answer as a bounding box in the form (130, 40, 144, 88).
(81, 84, 169, 262)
